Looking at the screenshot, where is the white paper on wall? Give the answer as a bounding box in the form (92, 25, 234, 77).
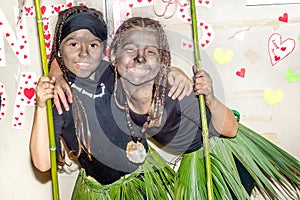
(246, 0, 300, 5)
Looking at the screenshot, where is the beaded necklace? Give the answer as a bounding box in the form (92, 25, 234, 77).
(123, 91, 150, 164)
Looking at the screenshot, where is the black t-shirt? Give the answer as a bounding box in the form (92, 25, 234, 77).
(53, 60, 219, 184)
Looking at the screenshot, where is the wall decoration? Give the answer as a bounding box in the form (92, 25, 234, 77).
(112, 0, 214, 48)
(227, 27, 251, 41)
(181, 38, 193, 51)
(268, 33, 295, 66)
(0, 0, 83, 66)
(0, 10, 30, 67)
(236, 68, 246, 78)
(175, 0, 214, 49)
(11, 72, 37, 129)
(0, 81, 7, 120)
(213, 47, 234, 65)
(285, 69, 300, 82)
(264, 88, 283, 106)
(278, 12, 288, 23)
(246, 0, 300, 5)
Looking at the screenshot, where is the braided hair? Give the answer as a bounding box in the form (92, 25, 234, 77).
(49, 6, 107, 165)
(109, 17, 171, 127)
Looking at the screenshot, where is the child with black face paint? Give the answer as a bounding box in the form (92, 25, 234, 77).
(30, 6, 194, 199)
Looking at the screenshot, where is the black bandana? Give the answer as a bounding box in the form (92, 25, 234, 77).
(60, 12, 107, 42)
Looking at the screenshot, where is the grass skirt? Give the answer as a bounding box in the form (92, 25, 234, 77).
(175, 123, 300, 200)
(71, 146, 175, 200)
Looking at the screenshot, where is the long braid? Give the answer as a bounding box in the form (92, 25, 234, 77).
(50, 6, 106, 165)
(109, 17, 171, 127)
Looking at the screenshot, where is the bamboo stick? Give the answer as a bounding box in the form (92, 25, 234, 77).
(33, 1, 60, 199)
(189, 1, 214, 199)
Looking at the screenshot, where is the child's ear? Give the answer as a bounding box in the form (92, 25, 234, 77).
(109, 47, 116, 63)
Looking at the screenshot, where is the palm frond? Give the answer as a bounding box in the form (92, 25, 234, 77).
(72, 145, 175, 200)
(175, 123, 300, 200)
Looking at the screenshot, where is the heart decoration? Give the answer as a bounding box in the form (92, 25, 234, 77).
(286, 69, 300, 82)
(12, 72, 37, 129)
(264, 89, 283, 106)
(181, 38, 193, 51)
(0, 82, 7, 121)
(213, 47, 233, 65)
(268, 33, 295, 66)
(24, 88, 35, 100)
(278, 13, 288, 23)
(236, 68, 246, 78)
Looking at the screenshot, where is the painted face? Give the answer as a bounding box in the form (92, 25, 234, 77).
(116, 28, 161, 86)
(60, 29, 103, 79)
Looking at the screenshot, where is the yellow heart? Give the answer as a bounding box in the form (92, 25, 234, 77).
(264, 89, 283, 106)
(213, 47, 233, 64)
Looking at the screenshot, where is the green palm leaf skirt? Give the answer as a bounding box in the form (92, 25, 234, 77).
(71, 123, 300, 200)
(71, 146, 175, 200)
(175, 123, 300, 200)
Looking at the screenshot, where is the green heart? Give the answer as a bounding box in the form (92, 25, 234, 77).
(286, 69, 300, 82)
(298, 34, 300, 42)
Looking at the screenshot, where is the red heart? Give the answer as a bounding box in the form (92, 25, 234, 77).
(44, 34, 51, 40)
(41, 6, 46, 15)
(278, 13, 288, 23)
(25, 7, 31, 13)
(24, 88, 35, 100)
(54, 6, 61, 13)
(67, 3, 72, 8)
(236, 68, 245, 78)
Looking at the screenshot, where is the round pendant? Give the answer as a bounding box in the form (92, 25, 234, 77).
(126, 141, 147, 164)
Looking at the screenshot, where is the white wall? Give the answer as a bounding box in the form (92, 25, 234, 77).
(0, 0, 299, 199)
